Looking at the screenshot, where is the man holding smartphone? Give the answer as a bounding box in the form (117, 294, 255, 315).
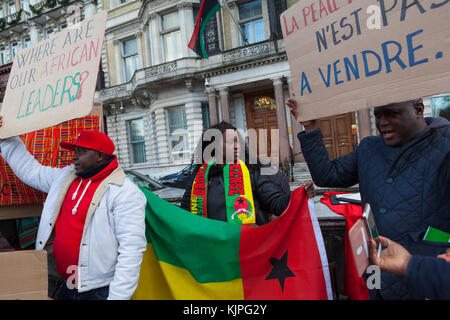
(287, 96, 450, 299)
(369, 236, 450, 300)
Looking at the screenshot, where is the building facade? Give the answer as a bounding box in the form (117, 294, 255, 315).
(0, 0, 444, 180)
(94, 0, 380, 179)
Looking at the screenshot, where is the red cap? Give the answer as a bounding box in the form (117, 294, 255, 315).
(60, 131, 115, 156)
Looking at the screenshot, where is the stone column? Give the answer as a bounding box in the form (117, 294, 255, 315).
(207, 89, 219, 125)
(178, 1, 194, 57)
(287, 77, 305, 162)
(273, 78, 290, 166)
(219, 87, 231, 123)
(228, 1, 241, 48)
(135, 31, 144, 70)
(113, 40, 123, 84)
(28, 22, 39, 43)
(357, 109, 372, 141)
(143, 22, 152, 67)
(83, 0, 97, 18)
(155, 107, 170, 165)
(148, 13, 162, 65)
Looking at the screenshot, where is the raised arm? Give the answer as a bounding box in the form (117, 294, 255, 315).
(287, 97, 359, 188)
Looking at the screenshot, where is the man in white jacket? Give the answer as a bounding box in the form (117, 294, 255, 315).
(0, 117, 147, 300)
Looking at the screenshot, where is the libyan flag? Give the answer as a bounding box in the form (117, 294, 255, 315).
(188, 0, 221, 59)
(133, 187, 333, 300)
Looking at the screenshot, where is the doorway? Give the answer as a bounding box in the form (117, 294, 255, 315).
(318, 113, 356, 159)
(245, 91, 279, 157)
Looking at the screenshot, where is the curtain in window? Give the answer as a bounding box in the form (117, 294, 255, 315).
(123, 38, 139, 82)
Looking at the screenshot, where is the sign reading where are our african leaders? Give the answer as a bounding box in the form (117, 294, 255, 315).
(281, 0, 450, 122)
(0, 11, 107, 139)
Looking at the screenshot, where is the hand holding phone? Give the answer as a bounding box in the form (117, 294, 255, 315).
(349, 204, 381, 276)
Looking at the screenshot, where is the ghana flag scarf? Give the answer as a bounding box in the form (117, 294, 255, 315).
(190, 160, 256, 224)
(188, 0, 221, 58)
(132, 186, 333, 300)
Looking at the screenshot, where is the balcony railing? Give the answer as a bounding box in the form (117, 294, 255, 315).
(96, 39, 286, 103)
(29, 1, 47, 15)
(29, 0, 80, 16)
(0, 10, 27, 30)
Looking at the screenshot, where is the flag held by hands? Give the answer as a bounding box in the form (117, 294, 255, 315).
(133, 187, 333, 300)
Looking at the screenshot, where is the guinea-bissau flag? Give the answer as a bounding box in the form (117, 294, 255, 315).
(188, 0, 221, 59)
(133, 186, 333, 300)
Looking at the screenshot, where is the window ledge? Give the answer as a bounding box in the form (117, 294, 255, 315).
(108, 0, 139, 13)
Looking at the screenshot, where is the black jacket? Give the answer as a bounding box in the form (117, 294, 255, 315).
(298, 117, 450, 299)
(406, 255, 450, 300)
(181, 164, 291, 225)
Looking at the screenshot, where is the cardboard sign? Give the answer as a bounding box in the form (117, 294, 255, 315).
(281, 0, 450, 121)
(0, 11, 107, 138)
(0, 250, 48, 299)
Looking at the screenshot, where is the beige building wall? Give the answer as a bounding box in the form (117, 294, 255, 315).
(287, 0, 299, 8)
(105, 0, 142, 17)
(102, 0, 146, 87)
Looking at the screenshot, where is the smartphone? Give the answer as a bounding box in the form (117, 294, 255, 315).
(348, 218, 370, 277)
(363, 203, 382, 259)
(363, 203, 379, 239)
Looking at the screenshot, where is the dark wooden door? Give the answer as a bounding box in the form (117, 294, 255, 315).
(319, 113, 354, 159)
(245, 92, 278, 157)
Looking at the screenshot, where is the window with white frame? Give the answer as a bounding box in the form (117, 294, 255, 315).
(46, 27, 54, 39)
(112, 0, 129, 8)
(11, 41, 19, 59)
(21, 0, 30, 12)
(127, 118, 147, 164)
(23, 36, 31, 48)
(0, 47, 8, 65)
(166, 106, 189, 161)
(238, 0, 265, 45)
(7, 1, 16, 15)
(122, 38, 139, 82)
(161, 11, 182, 62)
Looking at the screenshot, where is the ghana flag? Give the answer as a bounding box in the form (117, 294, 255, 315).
(188, 0, 221, 58)
(133, 186, 332, 300)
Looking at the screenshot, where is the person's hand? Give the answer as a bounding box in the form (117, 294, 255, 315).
(369, 236, 412, 277)
(304, 181, 316, 198)
(286, 93, 318, 132)
(0, 114, 3, 128)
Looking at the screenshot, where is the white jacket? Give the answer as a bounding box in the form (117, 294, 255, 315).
(0, 136, 147, 300)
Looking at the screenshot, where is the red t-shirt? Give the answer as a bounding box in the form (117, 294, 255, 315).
(53, 158, 118, 280)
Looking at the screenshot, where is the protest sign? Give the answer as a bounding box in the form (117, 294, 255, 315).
(0, 10, 107, 138)
(281, 0, 450, 121)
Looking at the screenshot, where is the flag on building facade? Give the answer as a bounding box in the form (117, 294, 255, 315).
(188, 0, 222, 59)
(133, 186, 333, 300)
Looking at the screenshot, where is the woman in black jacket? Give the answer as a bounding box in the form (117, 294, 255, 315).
(181, 121, 310, 226)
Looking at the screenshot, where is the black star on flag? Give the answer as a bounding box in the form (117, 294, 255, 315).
(265, 250, 295, 292)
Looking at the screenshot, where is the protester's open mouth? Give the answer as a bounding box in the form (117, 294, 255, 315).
(382, 130, 395, 140)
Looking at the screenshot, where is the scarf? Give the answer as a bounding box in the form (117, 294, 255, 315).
(190, 160, 256, 224)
